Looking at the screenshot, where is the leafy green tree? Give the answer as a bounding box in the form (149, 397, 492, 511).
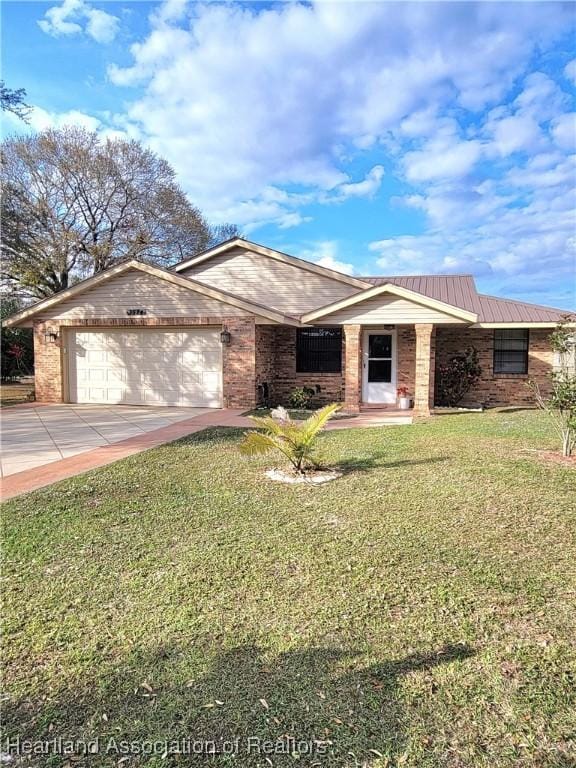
(240, 404, 340, 474)
(1, 127, 238, 299)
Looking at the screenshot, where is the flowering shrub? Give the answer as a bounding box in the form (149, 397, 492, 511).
(436, 347, 482, 407)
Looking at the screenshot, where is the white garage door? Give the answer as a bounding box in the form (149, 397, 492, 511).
(68, 329, 222, 407)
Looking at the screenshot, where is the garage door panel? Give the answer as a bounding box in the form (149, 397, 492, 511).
(69, 329, 222, 407)
(143, 389, 181, 405)
(141, 372, 175, 388)
(138, 332, 180, 349)
(199, 350, 221, 369)
(106, 369, 127, 385)
(201, 371, 221, 390)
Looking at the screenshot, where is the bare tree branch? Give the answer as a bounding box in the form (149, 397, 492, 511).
(1, 126, 239, 299)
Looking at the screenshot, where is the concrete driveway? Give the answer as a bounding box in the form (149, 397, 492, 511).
(0, 404, 212, 477)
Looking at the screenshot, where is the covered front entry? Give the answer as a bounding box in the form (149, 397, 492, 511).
(362, 329, 396, 404)
(67, 328, 223, 407)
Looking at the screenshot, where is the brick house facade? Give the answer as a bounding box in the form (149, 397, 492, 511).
(7, 239, 570, 416)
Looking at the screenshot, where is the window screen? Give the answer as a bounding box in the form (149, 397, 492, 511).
(296, 328, 342, 373)
(493, 329, 529, 374)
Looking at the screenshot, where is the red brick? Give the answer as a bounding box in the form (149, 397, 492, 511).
(434, 327, 552, 406)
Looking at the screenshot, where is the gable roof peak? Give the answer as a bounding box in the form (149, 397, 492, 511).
(172, 237, 370, 289)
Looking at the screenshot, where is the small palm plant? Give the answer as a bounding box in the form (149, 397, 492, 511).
(240, 403, 341, 474)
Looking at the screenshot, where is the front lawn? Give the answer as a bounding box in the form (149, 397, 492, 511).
(2, 411, 575, 767)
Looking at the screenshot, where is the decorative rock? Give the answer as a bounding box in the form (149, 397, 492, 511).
(265, 468, 342, 485)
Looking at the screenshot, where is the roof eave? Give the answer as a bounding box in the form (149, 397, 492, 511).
(473, 321, 574, 328)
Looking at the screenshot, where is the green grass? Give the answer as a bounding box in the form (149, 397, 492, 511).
(2, 410, 575, 767)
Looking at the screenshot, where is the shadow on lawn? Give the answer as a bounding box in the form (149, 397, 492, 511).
(335, 455, 450, 473)
(177, 426, 246, 446)
(4, 642, 474, 766)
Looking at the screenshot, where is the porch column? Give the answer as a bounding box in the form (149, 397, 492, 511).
(414, 323, 436, 417)
(344, 324, 362, 412)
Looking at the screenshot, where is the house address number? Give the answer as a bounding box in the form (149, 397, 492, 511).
(126, 308, 147, 316)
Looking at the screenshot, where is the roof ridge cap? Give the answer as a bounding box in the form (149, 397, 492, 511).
(360, 273, 476, 279)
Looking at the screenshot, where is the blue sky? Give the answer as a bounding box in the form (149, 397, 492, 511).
(2, 0, 576, 308)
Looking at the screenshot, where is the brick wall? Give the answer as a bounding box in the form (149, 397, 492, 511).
(397, 326, 416, 395)
(222, 317, 257, 408)
(33, 316, 551, 411)
(255, 325, 276, 405)
(33, 321, 63, 402)
(343, 325, 361, 411)
(262, 326, 345, 407)
(434, 327, 553, 406)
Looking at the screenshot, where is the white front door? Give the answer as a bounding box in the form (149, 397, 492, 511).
(362, 330, 396, 404)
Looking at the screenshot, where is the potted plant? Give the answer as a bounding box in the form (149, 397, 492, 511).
(397, 386, 411, 410)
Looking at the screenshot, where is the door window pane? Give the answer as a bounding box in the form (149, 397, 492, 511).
(369, 334, 392, 358)
(368, 359, 392, 382)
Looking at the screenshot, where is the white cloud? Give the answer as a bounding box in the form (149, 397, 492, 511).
(38, 0, 119, 44)
(297, 241, 356, 275)
(551, 112, 576, 151)
(276, 213, 312, 230)
(105, 0, 571, 224)
(369, 148, 576, 306)
(405, 136, 482, 182)
(26, 0, 575, 304)
(565, 59, 576, 85)
(27, 106, 103, 133)
(333, 165, 384, 200)
(489, 114, 543, 156)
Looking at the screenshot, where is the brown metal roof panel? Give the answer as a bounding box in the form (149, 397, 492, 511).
(358, 274, 480, 311)
(476, 294, 569, 323)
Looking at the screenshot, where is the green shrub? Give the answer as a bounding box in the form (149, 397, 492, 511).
(288, 386, 316, 409)
(436, 347, 482, 407)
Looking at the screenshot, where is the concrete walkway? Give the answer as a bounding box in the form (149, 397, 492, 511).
(0, 405, 412, 501)
(0, 404, 216, 477)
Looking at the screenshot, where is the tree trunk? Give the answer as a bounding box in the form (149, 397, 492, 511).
(562, 429, 573, 458)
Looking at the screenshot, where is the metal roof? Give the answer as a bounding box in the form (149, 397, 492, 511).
(360, 275, 570, 323)
(361, 275, 479, 313)
(475, 294, 570, 323)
